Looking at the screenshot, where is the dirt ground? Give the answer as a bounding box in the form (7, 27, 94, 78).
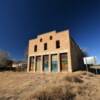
(0, 71, 100, 100)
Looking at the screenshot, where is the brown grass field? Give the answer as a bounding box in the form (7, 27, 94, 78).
(0, 71, 100, 100)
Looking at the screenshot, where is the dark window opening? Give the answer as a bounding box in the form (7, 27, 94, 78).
(34, 45, 37, 52)
(50, 36, 53, 40)
(40, 38, 43, 42)
(44, 43, 47, 50)
(56, 40, 60, 48)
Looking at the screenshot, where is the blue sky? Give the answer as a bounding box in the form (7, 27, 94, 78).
(0, 0, 100, 63)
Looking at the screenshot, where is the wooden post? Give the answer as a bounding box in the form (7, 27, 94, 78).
(34, 56, 36, 72)
(41, 55, 43, 72)
(96, 68, 98, 74)
(85, 58, 88, 75)
(27, 57, 30, 72)
(49, 54, 51, 72)
(58, 53, 60, 72)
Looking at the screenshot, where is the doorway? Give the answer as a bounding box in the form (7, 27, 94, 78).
(29, 56, 34, 71)
(51, 54, 58, 72)
(43, 55, 49, 72)
(36, 56, 41, 72)
(60, 53, 68, 71)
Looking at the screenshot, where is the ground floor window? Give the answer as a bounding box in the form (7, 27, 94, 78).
(43, 55, 49, 72)
(51, 54, 58, 72)
(36, 56, 41, 72)
(29, 56, 34, 71)
(60, 53, 68, 71)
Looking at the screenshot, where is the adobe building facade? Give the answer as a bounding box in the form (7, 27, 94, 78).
(27, 30, 83, 72)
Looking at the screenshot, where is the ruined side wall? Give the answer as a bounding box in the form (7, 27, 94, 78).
(70, 37, 83, 71)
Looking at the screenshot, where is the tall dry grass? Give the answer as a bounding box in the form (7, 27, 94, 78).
(0, 71, 98, 100)
(26, 72, 89, 100)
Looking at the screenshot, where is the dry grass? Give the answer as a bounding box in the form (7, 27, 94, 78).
(0, 71, 100, 100)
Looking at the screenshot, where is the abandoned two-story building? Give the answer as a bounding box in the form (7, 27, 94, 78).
(27, 30, 83, 72)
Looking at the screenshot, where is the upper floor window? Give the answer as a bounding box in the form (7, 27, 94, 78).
(50, 36, 53, 40)
(44, 43, 47, 50)
(56, 40, 60, 48)
(40, 38, 43, 42)
(34, 45, 37, 52)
